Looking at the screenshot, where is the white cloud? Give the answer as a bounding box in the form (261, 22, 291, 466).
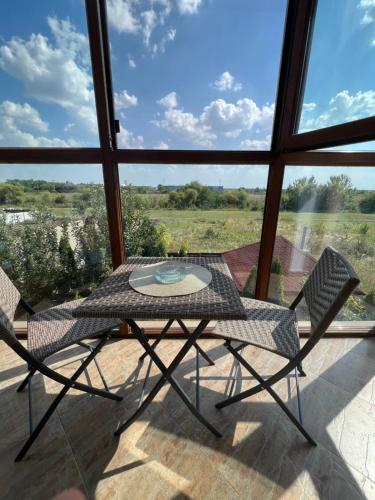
(0, 100, 74, 147)
(158, 91, 178, 108)
(107, 0, 140, 34)
(302, 102, 317, 113)
(0, 16, 98, 136)
(128, 55, 136, 68)
(117, 125, 144, 149)
(141, 9, 158, 46)
(152, 27, 176, 54)
(213, 72, 242, 92)
(154, 141, 169, 149)
(115, 90, 138, 109)
(0, 101, 48, 132)
(240, 135, 271, 150)
(176, 0, 203, 14)
(154, 107, 215, 146)
(300, 90, 375, 131)
(152, 0, 173, 23)
(358, 0, 375, 45)
(154, 93, 274, 147)
(107, 0, 194, 54)
(200, 99, 274, 138)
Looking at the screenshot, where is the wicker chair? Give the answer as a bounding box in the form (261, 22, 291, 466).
(0, 266, 123, 461)
(213, 247, 360, 445)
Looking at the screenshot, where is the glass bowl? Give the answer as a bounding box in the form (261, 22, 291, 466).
(154, 263, 187, 284)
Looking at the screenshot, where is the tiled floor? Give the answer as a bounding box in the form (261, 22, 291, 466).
(1, 336, 375, 500)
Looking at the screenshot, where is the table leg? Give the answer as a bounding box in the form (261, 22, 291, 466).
(115, 319, 222, 438)
(139, 319, 174, 362)
(177, 319, 215, 366)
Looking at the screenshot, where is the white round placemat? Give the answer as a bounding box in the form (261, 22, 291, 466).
(129, 261, 212, 297)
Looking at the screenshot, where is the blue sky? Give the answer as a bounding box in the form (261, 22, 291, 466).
(0, 0, 374, 188)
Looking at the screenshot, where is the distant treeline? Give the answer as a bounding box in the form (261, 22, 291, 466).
(6, 179, 85, 193)
(280, 175, 375, 213)
(2, 176, 375, 213)
(163, 181, 262, 210)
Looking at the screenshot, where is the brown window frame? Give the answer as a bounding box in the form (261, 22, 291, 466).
(1, 0, 375, 336)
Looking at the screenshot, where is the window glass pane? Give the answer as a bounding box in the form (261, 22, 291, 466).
(119, 164, 268, 296)
(108, 0, 286, 150)
(0, 1, 99, 147)
(298, 0, 375, 133)
(313, 141, 375, 152)
(269, 166, 375, 324)
(0, 165, 111, 318)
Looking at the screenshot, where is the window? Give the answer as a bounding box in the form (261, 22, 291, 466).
(0, 165, 111, 318)
(108, 0, 286, 150)
(298, 0, 375, 133)
(118, 164, 268, 296)
(0, 2, 99, 147)
(268, 166, 375, 323)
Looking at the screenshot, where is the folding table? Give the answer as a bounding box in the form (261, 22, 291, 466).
(73, 256, 246, 438)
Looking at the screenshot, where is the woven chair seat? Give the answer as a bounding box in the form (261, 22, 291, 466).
(27, 299, 122, 361)
(213, 297, 300, 359)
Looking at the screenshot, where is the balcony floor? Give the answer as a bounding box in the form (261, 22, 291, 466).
(1, 336, 375, 499)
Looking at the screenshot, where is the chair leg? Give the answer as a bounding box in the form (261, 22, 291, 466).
(17, 368, 36, 393)
(217, 343, 316, 446)
(77, 339, 110, 391)
(15, 337, 120, 462)
(297, 363, 306, 377)
(295, 368, 303, 424)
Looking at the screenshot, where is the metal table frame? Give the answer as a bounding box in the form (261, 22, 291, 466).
(138, 319, 214, 412)
(115, 318, 221, 437)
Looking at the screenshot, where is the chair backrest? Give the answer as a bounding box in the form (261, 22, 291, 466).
(302, 247, 360, 344)
(0, 266, 21, 347)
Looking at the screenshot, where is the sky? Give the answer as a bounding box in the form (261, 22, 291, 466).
(0, 0, 374, 188)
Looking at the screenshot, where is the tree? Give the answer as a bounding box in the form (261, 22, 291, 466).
(17, 211, 60, 302)
(0, 183, 24, 205)
(359, 192, 375, 213)
(319, 175, 355, 212)
(281, 177, 318, 211)
(58, 222, 78, 294)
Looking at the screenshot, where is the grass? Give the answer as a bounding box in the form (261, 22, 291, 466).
(148, 208, 375, 295)
(148, 209, 264, 253)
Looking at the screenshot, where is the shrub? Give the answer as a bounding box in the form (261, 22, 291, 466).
(365, 290, 375, 306)
(271, 258, 283, 275)
(178, 240, 189, 256)
(204, 227, 217, 239)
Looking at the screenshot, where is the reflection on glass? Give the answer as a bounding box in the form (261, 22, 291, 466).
(269, 166, 375, 322)
(119, 164, 268, 296)
(298, 0, 375, 133)
(0, 165, 111, 317)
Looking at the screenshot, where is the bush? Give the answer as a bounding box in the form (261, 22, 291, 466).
(54, 194, 67, 205)
(204, 227, 217, 239)
(178, 240, 189, 256)
(365, 290, 375, 306)
(359, 192, 375, 213)
(271, 258, 283, 275)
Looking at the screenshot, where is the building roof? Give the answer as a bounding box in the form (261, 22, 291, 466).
(222, 235, 317, 295)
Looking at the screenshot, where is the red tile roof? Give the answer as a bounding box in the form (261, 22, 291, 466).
(222, 235, 317, 294)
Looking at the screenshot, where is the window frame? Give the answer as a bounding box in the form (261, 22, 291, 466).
(0, 0, 374, 336)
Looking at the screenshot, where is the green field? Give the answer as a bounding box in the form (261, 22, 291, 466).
(147, 208, 375, 295)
